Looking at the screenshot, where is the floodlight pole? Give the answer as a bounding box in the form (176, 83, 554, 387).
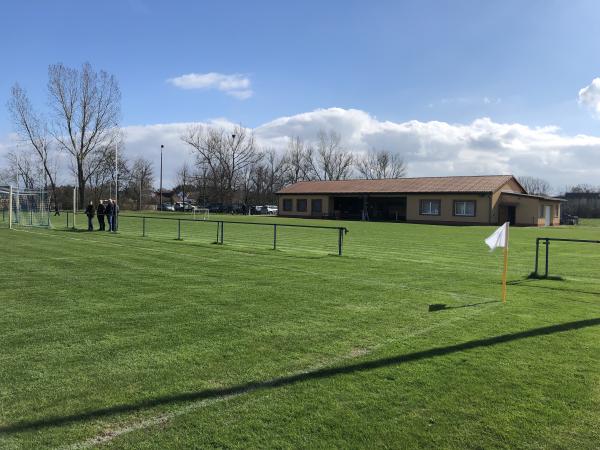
(115, 141, 118, 207)
(160, 144, 164, 211)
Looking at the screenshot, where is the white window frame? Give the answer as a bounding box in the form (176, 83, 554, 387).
(454, 200, 476, 217)
(420, 199, 441, 216)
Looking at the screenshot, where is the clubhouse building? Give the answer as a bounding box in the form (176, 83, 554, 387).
(276, 175, 562, 226)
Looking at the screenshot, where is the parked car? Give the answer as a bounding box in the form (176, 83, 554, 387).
(174, 201, 197, 212)
(560, 214, 579, 225)
(159, 202, 175, 211)
(260, 205, 278, 215)
(208, 203, 226, 213)
(252, 205, 264, 215)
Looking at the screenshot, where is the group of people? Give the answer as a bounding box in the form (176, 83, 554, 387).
(85, 199, 119, 232)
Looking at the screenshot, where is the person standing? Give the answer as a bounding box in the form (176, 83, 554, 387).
(97, 200, 106, 231)
(85, 201, 95, 231)
(105, 199, 114, 232)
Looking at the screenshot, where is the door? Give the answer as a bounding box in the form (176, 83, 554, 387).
(500, 205, 516, 225)
(507, 206, 516, 225)
(544, 205, 551, 227)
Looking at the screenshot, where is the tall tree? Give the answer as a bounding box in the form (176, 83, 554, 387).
(518, 176, 551, 195)
(176, 162, 193, 204)
(7, 84, 60, 212)
(181, 124, 262, 204)
(307, 130, 354, 181)
(47, 63, 121, 208)
(356, 149, 407, 179)
(282, 136, 313, 183)
(129, 157, 154, 210)
(5, 149, 40, 190)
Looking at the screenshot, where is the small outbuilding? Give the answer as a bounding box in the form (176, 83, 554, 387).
(276, 175, 562, 226)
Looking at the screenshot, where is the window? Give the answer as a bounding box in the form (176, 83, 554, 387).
(420, 199, 441, 216)
(297, 199, 307, 212)
(311, 199, 322, 214)
(454, 200, 476, 217)
(282, 199, 293, 212)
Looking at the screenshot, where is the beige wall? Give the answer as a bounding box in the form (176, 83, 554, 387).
(406, 194, 491, 223)
(497, 193, 562, 226)
(278, 195, 331, 217)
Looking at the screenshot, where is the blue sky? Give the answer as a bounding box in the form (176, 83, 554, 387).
(2, 0, 600, 187)
(2, 0, 600, 132)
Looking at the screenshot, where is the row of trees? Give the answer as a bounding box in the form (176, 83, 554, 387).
(179, 126, 407, 206)
(3, 62, 410, 210)
(6, 63, 121, 211)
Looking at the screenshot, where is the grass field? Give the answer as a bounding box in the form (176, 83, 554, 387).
(1, 213, 599, 449)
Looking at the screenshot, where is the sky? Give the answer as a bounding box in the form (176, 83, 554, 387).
(1, 0, 600, 189)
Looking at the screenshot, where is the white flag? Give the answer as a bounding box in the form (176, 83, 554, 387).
(485, 222, 509, 251)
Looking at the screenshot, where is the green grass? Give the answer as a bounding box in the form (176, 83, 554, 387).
(0, 214, 599, 449)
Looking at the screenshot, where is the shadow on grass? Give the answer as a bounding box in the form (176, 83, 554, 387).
(428, 300, 499, 312)
(2, 317, 599, 435)
(508, 277, 600, 298)
(525, 273, 565, 281)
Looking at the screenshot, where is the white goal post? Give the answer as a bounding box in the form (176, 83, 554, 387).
(192, 208, 210, 221)
(0, 185, 51, 229)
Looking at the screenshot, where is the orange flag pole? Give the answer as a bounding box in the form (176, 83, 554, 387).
(501, 224, 509, 303)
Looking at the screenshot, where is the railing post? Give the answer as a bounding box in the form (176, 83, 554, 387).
(66, 211, 69, 228)
(273, 224, 277, 250)
(534, 238, 540, 276)
(220, 221, 224, 244)
(216, 221, 220, 243)
(177, 219, 181, 240)
(338, 228, 344, 256)
(544, 239, 549, 278)
(142, 217, 146, 237)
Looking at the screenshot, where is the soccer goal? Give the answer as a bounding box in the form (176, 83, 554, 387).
(192, 208, 210, 221)
(0, 186, 51, 229)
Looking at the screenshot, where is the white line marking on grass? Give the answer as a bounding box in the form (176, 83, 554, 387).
(62, 300, 502, 449)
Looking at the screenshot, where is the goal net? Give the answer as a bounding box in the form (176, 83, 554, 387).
(192, 208, 210, 221)
(0, 186, 51, 228)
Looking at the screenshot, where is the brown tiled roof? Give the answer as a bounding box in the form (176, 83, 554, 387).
(277, 175, 518, 195)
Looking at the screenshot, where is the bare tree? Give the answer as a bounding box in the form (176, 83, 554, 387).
(282, 136, 313, 183)
(5, 150, 40, 189)
(356, 149, 407, 179)
(307, 130, 354, 181)
(518, 176, 551, 195)
(86, 147, 129, 203)
(0, 167, 11, 185)
(181, 124, 262, 204)
(176, 162, 193, 205)
(568, 184, 599, 194)
(47, 63, 121, 208)
(7, 84, 60, 212)
(247, 149, 286, 204)
(129, 157, 154, 210)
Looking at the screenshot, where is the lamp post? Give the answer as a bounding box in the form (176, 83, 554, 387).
(160, 144, 164, 211)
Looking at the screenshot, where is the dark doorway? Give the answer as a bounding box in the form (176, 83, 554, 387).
(368, 197, 407, 221)
(333, 197, 363, 220)
(507, 205, 516, 225)
(499, 204, 517, 225)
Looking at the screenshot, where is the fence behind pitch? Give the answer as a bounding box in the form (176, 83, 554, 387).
(64, 212, 348, 256)
(532, 237, 600, 282)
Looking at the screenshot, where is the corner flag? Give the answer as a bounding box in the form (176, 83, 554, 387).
(485, 222, 509, 303)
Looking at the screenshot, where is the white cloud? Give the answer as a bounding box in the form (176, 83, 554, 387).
(2, 108, 600, 190)
(167, 72, 253, 99)
(578, 78, 600, 116)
